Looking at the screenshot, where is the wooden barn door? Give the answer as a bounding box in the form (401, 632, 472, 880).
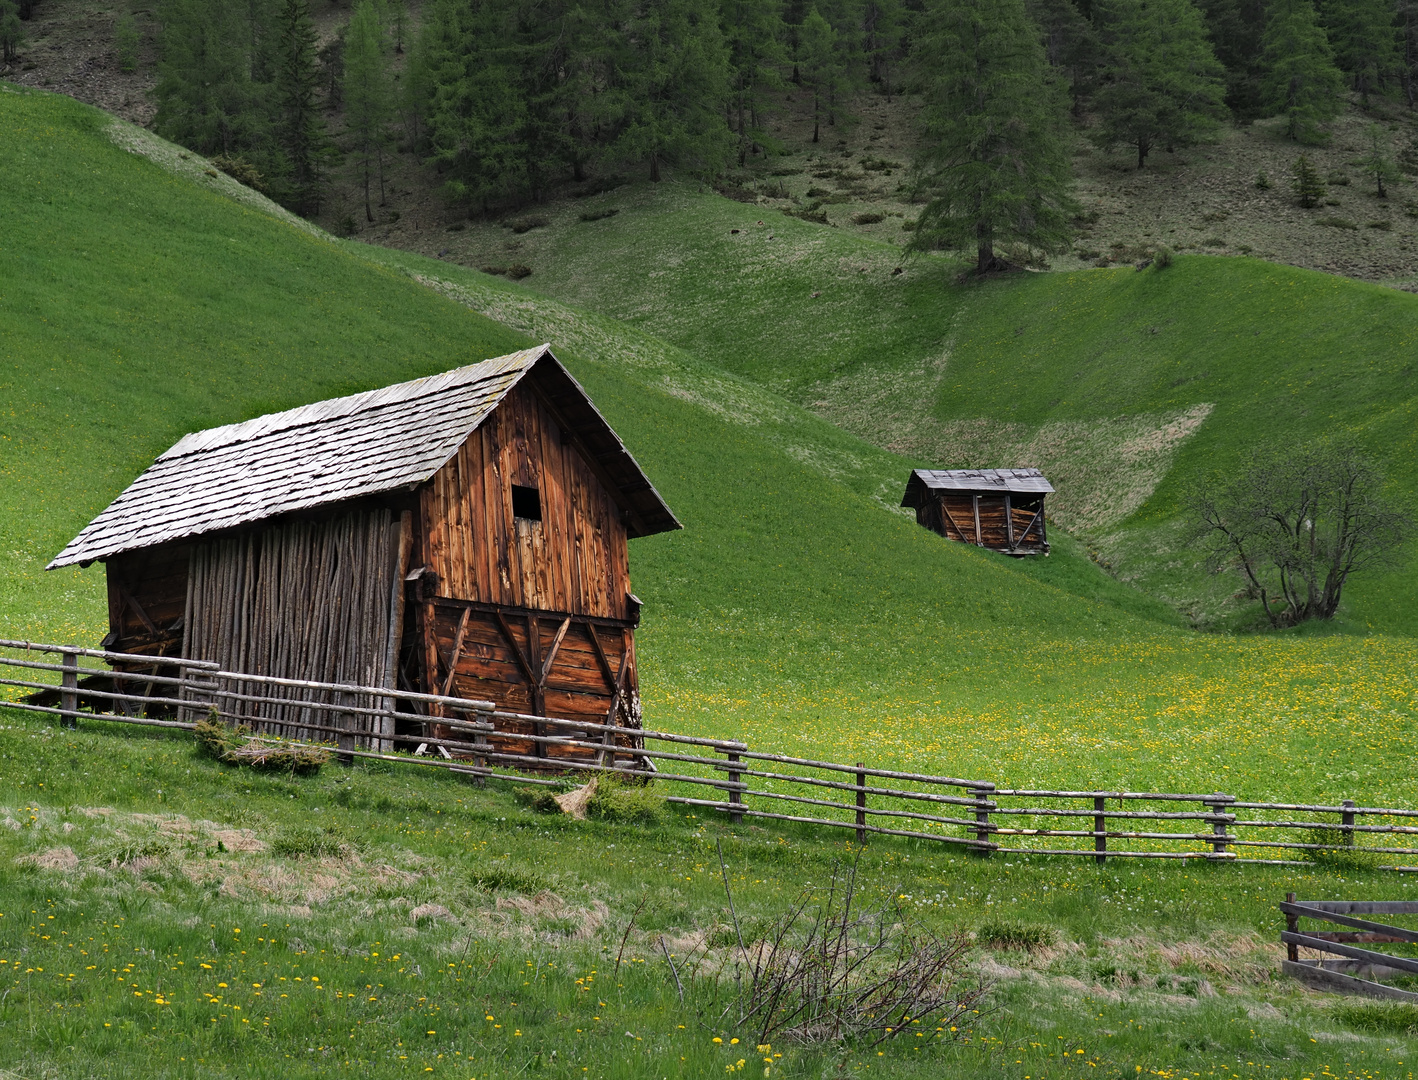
(424, 599, 641, 768)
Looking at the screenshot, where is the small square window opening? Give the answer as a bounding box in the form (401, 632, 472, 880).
(511, 484, 542, 522)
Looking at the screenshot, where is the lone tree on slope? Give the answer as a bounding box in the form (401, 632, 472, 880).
(1091, 0, 1227, 169)
(1189, 444, 1411, 628)
(907, 0, 1076, 275)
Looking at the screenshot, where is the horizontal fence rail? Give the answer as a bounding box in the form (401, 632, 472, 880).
(3, 639, 1418, 870)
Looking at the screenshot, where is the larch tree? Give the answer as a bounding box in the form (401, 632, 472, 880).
(1, 0, 23, 63)
(275, 0, 328, 214)
(154, 0, 263, 157)
(1261, 0, 1345, 143)
(1323, 0, 1401, 107)
(722, 0, 787, 165)
(614, 0, 731, 182)
(798, 5, 835, 142)
(1091, 0, 1227, 169)
(343, 0, 394, 221)
(908, 0, 1076, 275)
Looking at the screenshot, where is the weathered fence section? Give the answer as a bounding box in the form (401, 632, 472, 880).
(4, 639, 1418, 870)
(1280, 895, 1418, 1000)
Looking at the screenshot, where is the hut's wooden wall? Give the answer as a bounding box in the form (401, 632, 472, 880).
(419, 381, 631, 621)
(920, 494, 1048, 553)
(105, 544, 191, 657)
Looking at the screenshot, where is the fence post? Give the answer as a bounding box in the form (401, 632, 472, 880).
(1285, 891, 1299, 962)
(60, 648, 78, 729)
(1094, 796, 1107, 864)
(856, 764, 867, 845)
(1341, 799, 1356, 849)
(472, 715, 491, 788)
(726, 749, 743, 826)
(969, 784, 995, 856)
(1204, 793, 1234, 860)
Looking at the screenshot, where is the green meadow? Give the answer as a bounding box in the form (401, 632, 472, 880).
(2, 85, 1418, 1076)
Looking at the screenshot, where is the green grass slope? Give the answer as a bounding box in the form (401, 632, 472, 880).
(435, 183, 1418, 632)
(1, 84, 1416, 803)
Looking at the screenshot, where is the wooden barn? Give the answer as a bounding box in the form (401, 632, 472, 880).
(48, 344, 680, 763)
(901, 469, 1052, 555)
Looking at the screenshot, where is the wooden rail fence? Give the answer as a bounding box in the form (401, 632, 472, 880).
(1280, 895, 1418, 1000)
(4, 639, 1418, 871)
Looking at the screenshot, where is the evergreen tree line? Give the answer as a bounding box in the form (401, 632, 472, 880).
(147, 0, 1417, 224)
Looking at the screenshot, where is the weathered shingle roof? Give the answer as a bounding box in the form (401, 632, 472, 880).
(901, 468, 1054, 507)
(50, 345, 679, 568)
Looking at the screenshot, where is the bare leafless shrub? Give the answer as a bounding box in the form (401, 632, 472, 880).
(1188, 443, 1411, 626)
(699, 855, 985, 1048)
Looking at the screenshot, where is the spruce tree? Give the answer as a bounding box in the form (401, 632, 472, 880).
(343, 0, 394, 221)
(1292, 151, 1327, 205)
(275, 0, 327, 214)
(862, 0, 903, 96)
(1091, 0, 1228, 169)
(723, 0, 787, 165)
(1194, 0, 1268, 117)
(1024, 0, 1098, 113)
(909, 0, 1076, 275)
(1359, 122, 1400, 195)
(614, 0, 731, 182)
(1323, 0, 1401, 107)
(1, 0, 23, 64)
(1261, 0, 1345, 143)
(798, 6, 835, 143)
(154, 0, 263, 156)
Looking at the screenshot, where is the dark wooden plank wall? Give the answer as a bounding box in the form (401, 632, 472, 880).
(924, 495, 1047, 552)
(425, 600, 640, 767)
(105, 545, 191, 657)
(420, 381, 631, 621)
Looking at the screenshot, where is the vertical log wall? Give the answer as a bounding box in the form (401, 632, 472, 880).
(183, 508, 407, 745)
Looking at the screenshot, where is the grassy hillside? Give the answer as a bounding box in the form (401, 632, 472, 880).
(423, 180, 1418, 631)
(4, 82, 1418, 1080)
(3, 84, 1418, 801)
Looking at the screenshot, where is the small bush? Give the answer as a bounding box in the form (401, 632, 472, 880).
(513, 786, 565, 813)
(115, 14, 140, 73)
(851, 211, 884, 225)
(804, 186, 831, 198)
(1255, 170, 1271, 190)
(480, 264, 507, 276)
(1302, 827, 1384, 870)
(769, 167, 803, 177)
(508, 215, 549, 234)
(1293, 153, 1327, 208)
(977, 920, 1058, 952)
(783, 206, 829, 225)
(579, 207, 619, 222)
(193, 715, 328, 776)
(209, 154, 268, 193)
(715, 181, 759, 203)
(1368, 219, 1393, 230)
(569, 175, 626, 198)
(271, 824, 348, 859)
(1328, 170, 1351, 186)
(1153, 245, 1175, 268)
(1334, 1001, 1418, 1034)
(505, 264, 532, 280)
(444, 222, 465, 232)
(901, 218, 918, 231)
(1201, 236, 1226, 247)
(586, 772, 664, 824)
(1316, 216, 1358, 230)
(469, 865, 549, 894)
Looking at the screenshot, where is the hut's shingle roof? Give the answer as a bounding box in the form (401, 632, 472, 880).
(50, 345, 679, 568)
(901, 468, 1054, 504)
